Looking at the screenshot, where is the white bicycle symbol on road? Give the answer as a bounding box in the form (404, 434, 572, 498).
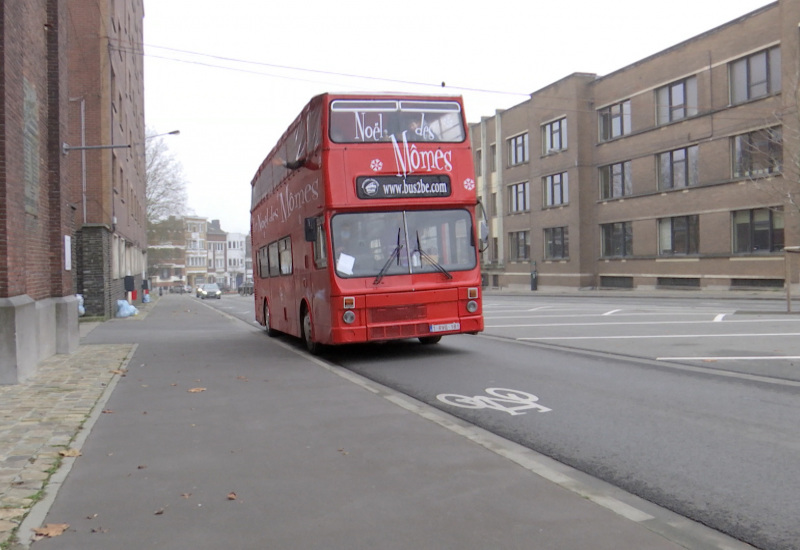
(436, 388, 552, 416)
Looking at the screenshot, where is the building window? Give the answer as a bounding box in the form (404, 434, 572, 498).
(730, 46, 781, 105)
(489, 144, 496, 172)
(733, 127, 782, 178)
(732, 207, 784, 253)
(659, 215, 699, 255)
(599, 161, 632, 199)
(599, 100, 631, 141)
(509, 231, 530, 261)
(542, 118, 567, 154)
(601, 222, 633, 257)
(658, 146, 698, 189)
(475, 149, 482, 176)
(657, 76, 698, 125)
(508, 133, 529, 166)
(490, 192, 497, 217)
(544, 227, 569, 260)
(509, 182, 529, 213)
(544, 173, 568, 206)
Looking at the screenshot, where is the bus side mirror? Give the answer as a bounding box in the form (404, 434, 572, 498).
(304, 217, 317, 242)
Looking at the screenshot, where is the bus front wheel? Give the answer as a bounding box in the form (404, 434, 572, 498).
(302, 309, 322, 355)
(419, 335, 442, 345)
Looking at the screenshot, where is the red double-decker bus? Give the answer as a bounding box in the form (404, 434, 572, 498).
(250, 93, 484, 353)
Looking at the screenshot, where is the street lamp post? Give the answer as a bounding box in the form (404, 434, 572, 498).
(146, 130, 180, 140)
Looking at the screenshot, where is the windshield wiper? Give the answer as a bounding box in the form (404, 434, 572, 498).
(414, 231, 452, 279)
(373, 228, 404, 285)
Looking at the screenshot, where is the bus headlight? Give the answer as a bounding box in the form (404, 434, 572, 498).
(466, 300, 478, 313)
(343, 310, 356, 324)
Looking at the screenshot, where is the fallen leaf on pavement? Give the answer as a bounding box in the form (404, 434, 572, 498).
(227, 492, 237, 500)
(59, 448, 81, 457)
(187, 387, 206, 393)
(102, 409, 114, 414)
(154, 507, 166, 515)
(32, 523, 69, 538)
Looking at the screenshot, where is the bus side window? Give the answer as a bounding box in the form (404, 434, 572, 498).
(313, 218, 327, 269)
(257, 246, 270, 278)
(268, 242, 280, 276)
(279, 237, 293, 275)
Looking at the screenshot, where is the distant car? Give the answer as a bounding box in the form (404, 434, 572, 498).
(239, 281, 253, 296)
(198, 283, 222, 299)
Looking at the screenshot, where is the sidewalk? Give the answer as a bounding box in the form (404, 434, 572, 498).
(0, 293, 758, 549)
(0, 299, 154, 548)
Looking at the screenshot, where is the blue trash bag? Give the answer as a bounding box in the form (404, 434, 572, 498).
(116, 300, 139, 318)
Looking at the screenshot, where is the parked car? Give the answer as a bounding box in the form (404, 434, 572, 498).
(198, 283, 222, 299)
(239, 281, 253, 296)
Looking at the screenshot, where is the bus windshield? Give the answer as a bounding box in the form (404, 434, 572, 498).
(329, 99, 466, 144)
(332, 210, 476, 279)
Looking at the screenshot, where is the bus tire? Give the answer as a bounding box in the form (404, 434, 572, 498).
(264, 301, 279, 337)
(419, 335, 442, 345)
(302, 308, 322, 355)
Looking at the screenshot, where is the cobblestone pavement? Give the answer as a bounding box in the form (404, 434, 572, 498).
(0, 298, 156, 548)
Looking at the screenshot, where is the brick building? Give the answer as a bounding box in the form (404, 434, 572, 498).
(1, 0, 145, 383)
(66, 0, 146, 318)
(0, 0, 77, 383)
(472, 0, 800, 292)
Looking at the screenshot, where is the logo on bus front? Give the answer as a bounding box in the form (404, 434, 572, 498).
(356, 175, 451, 199)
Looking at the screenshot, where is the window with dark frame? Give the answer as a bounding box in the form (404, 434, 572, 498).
(730, 46, 781, 105)
(542, 118, 567, 154)
(544, 173, 568, 206)
(599, 100, 631, 141)
(509, 231, 530, 261)
(509, 182, 529, 213)
(733, 127, 782, 178)
(658, 215, 699, 255)
(508, 133, 529, 166)
(601, 221, 633, 257)
(658, 145, 698, 190)
(732, 207, 784, 253)
(544, 227, 569, 260)
(599, 161, 632, 199)
(656, 76, 698, 125)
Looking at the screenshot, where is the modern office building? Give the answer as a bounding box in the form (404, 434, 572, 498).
(472, 0, 800, 292)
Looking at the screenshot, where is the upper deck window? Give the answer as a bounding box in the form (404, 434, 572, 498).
(329, 99, 466, 143)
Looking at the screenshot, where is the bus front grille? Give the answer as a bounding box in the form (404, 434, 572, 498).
(368, 304, 426, 324)
(368, 323, 429, 340)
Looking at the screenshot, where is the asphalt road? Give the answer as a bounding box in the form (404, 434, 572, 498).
(211, 293, 800, 550)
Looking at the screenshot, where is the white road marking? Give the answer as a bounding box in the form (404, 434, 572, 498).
(520, 332, 800, 341)
(602, 309, 622, 316)
(659, 355, 800, 361)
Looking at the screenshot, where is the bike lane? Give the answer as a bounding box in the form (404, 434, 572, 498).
(26, 296, 710, 549)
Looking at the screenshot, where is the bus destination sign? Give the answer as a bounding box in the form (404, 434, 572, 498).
(356, 175, 451, 199)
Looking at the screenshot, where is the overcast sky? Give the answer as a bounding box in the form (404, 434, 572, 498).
(143, 0, 771, 235)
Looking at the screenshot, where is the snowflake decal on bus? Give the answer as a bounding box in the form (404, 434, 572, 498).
(463, 178, 475, 191)
(370, 159, 383, 172)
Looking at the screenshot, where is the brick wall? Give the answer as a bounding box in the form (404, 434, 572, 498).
(0, 0, 72, 302)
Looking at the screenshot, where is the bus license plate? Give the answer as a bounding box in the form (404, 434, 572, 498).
(430, 322, 460, 333)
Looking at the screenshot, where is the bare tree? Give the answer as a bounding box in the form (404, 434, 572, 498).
(146, 127, 189, 226)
